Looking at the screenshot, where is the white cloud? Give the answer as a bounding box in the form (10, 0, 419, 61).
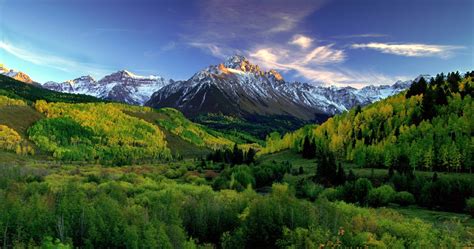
(248, 39, 405, 88)
(182, 1, 408, 87)
(302, 45, 345, 65)
(289, 35, 313, 49)
(351, 42, 464, 58)
(0, 41, 110, 78)
(333, 33, 388, 39)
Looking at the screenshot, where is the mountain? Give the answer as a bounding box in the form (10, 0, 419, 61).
(0, 64, 35, 84)
(43, 70, 169, 105)
(146, 55, 426, 121)
(0, 74, 102, 104)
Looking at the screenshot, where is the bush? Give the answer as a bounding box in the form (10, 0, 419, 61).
(230, 166, 255, 191)
(300, 181, 324, 201)
(354, 178, 373, 206)
(319, 187, 342, 202)
(394, 191, 415, 207)
(466, 198, 474, 217)
(368, 185, 395, 207)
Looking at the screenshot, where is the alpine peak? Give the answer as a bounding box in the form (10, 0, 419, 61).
(224, 55, 261, 74)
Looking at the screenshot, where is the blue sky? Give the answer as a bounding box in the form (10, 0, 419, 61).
(0, 0, 472, 87)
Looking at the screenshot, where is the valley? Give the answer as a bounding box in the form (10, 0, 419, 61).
(2, 1, 473, 247)
(0, 69, 473, 248)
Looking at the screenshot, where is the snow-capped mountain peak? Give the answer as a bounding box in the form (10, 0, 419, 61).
(43, 70, 170, 105)
(146, 55, 425, 120)
(0, 63, 35, 84)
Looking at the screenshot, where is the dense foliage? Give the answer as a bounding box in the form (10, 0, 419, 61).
(194, 113, 314, 141)
(0, 125, 22, 153)
(0, 95, 27, 107)
(155, 108, 236, 149)
(0, 95, 35, 155)
(0, 164, 471, 248)
(29, 101, 171, 165)
(206, 144, 256, 166)
(0, 71, 473, 248)
(262, 71, 473, 173)
(211, 161, 291, 191)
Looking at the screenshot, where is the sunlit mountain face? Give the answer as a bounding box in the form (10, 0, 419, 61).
(1, 0, 472, 87)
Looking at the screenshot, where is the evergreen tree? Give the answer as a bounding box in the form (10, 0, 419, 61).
(335, 163, 346, 186)
(347, 169, 356, 182)
(406, 77, 427, 98)
(421, 88, 436, 120)
(232, 144, 244, 165)
(315, 145, 337, 185)
(245, 148, 256, 165)
(447, 71, 461, 93)
(301, 136, 316, 159)
(355, 105, 362, 115)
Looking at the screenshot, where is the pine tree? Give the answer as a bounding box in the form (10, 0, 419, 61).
(447, 71, 461, 93)
(335, 163, 346, 186)
(406, 77, 428, 98)
(232, 144, 244, 165)
(421, 88, 436, 120)
(245, 148, 256, 165)
(302, 136, 315, 159)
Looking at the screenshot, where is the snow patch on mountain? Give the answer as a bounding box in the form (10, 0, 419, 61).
(42, 70, 169, 105)
(147, 55, 428, 120)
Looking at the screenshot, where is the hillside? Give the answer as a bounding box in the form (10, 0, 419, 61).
(0, 74, 103, 104)
(262, 71, 473, 173)
(0, 78, 249, 164)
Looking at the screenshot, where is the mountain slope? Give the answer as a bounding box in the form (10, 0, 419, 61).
(43, 70, 169, 105)
(0, 74, 102, 103)
(146, 55, 422, 121)
(260, 71, 473, 172)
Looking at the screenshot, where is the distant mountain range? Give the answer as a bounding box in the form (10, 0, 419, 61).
(2, 57, 429, 121)
(146, 55, 429, 120)
(43, 70, 169, 105)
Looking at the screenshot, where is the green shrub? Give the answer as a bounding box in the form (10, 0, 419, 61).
(368, 185, 395, 207)
(319, 187, 342, 202)
(394, 191, 415, 207)
(466, 198, 474, 217)
(300, 181, 324, 201)
(354, 178, 373, 206)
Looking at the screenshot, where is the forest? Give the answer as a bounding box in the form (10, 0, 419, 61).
(0, 72, 473, 248)
(261, 71, 473, 173)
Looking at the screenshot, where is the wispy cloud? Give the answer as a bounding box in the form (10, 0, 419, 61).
(247, 37, 402, 87)
(351, 42, 464, 58)
(187, 42, 236, 59)
(302, 45, 346, 65)
(183, 0, 408, 87)
(333, 33, 388, 39)
(289, 35, 314, 49)
(0, 41, 111, 79)
(185, 0, 326, 53)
